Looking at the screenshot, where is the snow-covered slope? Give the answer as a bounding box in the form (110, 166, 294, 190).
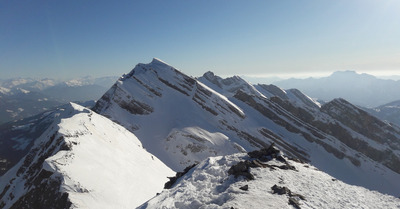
(200, 72, 400, 196)
(93, 59, 400, 196)
(0, 103, 174, 209)
(94, 58, 247, 171)
(141, 148, 400, 209)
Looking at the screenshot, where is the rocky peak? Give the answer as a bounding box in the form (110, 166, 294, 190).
(256, 84, 288, 100)
(123, 58, 176, 79)
(199, 72, 263, 97)
(202, 71, 221, 88)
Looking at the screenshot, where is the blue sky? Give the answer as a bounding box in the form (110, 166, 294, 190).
(1, 0, 399, 79)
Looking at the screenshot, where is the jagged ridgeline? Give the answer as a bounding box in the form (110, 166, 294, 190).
(1, 59, 400, 208)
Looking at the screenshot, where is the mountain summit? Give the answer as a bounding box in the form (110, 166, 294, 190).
(94, 59, 400, 196)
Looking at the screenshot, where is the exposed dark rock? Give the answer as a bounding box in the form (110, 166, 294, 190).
(164, 164, 197, 189)
(228, 161, 255, 180)
(271, 184, 306, 208)
(271, 184, 291, 195)
(239, 185, 249, 191)
(158, 77, 190, 96)
(229, 145, 298, 180)
(118, 98, 153, 115)
(288, 197, 301, 209)
(192, 94, 218, 116)
(132, 76, 162, 97)
(248, 143, 281, 162)
(276, 164, 296, 170)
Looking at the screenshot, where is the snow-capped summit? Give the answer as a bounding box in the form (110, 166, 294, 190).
(123, 58, 175, 78)
(0, 103, 174, 208)
(199, 71, 265, 97)
(94, 59, 247, 171)
(150, 57, 172, 67)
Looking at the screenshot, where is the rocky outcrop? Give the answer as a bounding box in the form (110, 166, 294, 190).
(164, 164, 197, 189)
(228, 145, 297, 180)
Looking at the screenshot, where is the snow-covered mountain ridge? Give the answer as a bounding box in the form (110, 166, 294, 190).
(93, 58, 400, 196)
(93, 58, 247, 171)
(0, 103, 173, 208)
(1, 58, 400, 208)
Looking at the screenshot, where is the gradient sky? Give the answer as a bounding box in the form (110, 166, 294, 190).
(1, 0, 400, 79)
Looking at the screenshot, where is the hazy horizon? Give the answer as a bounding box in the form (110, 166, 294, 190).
(3, 67, 400, 83)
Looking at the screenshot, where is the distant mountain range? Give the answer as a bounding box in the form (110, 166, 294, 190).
(1, 60, 400, 208)
(0, 76, 118, 124)
(273, 70, 400, 108)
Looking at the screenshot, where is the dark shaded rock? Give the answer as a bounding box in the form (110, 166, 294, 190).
(276, 155, 286, 163)
(288, 197, 301, 209)
(164, 164, 197, 189)
(239, 185, 249, 191)
(228, 161, 255, 180)
(247, 145, 297, 171)
(277, 164, 296, 170)
(248, 143, 281, 161)
(158, 77, 190, 96)
(251, 159, 267, 168)
(271, 184, 306, 208)
(271, 184, 291, 195)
